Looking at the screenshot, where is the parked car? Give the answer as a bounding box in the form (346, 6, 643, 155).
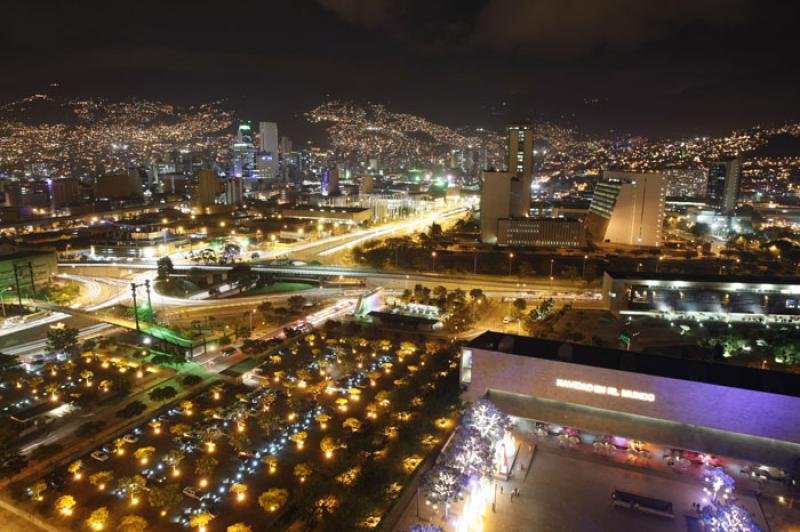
(122, 433, 139, 444)
(91, 451, 109, 462)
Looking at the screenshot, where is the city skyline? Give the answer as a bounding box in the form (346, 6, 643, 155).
(0, 3, 797, 532)
(1, 1, 799, 139)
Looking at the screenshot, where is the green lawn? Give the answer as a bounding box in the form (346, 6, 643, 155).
(241, 282, 313, 295)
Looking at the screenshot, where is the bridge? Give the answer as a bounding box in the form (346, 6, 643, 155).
(24, 299, 194, 350)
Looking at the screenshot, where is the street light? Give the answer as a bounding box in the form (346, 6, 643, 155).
(657, 256, 664, 273)
(549, 259, 554, 281)
(431, 251, 437, 273)
(508, 252, 514, 275)
(582, 255, 588, 277)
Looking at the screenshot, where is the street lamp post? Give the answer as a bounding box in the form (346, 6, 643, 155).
(549, 259, 554, 281)
(130, 283, 141, 332)
(582, 255, 588, 278)
(657, 256, 664, 273)
(508, 252, 514, 275)
(431, 251, 437, 273)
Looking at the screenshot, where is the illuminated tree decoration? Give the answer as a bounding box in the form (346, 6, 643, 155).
(422, 464, 462, 518)
(443, 427, 492, 479)
(461, 399, 510, 444)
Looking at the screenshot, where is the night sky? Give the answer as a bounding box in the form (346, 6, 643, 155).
(2, 0, 799, 140)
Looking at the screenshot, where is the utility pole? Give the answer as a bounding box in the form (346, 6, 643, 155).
(13, 265, 22, 305)
(130, 283, 141, 332)
(144, 279, 153, 312)
(27, 262, 36, 296)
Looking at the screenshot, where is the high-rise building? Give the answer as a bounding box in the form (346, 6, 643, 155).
(506, 124, 533, 217)
(707, 157, 741, 214)
(479, 124, 534, 244)
(584, 171, 666, 247)
(196, 169, 219, 207)
(321, 167, 339, 196)
(48, 177, 80, 210)
(663, 168, 708, 198)
(224, 177, 244, 205)
(232, 122, 257, 179)
(479, 171, 512, 244)
(256, 122, 279, 180)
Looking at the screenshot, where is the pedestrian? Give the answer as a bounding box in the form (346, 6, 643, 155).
(510, 492, 514, 503)
(499, 485, 504, 494)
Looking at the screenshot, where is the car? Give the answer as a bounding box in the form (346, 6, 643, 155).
(502, 316, 512, 324)
(90, 451, 109, 462)
(183, 487, 204, 500)
(238, 449, 256, 458)
(122, 433, 139, 444)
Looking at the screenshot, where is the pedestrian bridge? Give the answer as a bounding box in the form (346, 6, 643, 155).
(23, 299, 194, 349)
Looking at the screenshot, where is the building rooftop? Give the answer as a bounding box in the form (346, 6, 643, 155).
(466, 331, 800, 399)
(605, 270, 800, 286)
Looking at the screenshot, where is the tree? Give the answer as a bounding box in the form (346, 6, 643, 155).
(342, 418, 362, 432)
(116, 400, 146, 418)
(422, 465, 462, 518)
(118, 515, 148, 532)
(293, 462, 312, 482)
(169, 423, 191, 436)
(195, 455, 218, 477)
(461, 399, 510, 444)
(68, 459, 83, 478)
(230, 264, 256, 293)
(134, 446, 155, 464)
(532, 298, 555, 321)
(228, 524, 253, 532)
(30, 442, 63, 461)
(45, 324, 79, 355)
(228, 432, 251, 453)
(444, 427, 492, 479)
(182, 374, 202, 387)
(117, 475, 147, 501)
(230, 482, 248, 501)
(89, 470, 113, 489)
(189, 513, 215, 529)
(86, 507, 109, 531)
(512, 298, 527, 317)
(157, 256, 175, 281)
(147, 484, 183, 514)
(288, 295, 307, 312)
(55, 494, 76, 516)
(259, 488, 289, 513)
(149, 386, 178, 403)
(163, 449, 185, 473)
(29, 480, 48, 500)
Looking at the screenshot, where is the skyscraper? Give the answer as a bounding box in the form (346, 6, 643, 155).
(231, 122, 257, 178)
(707, 157, 741, 214)
(196, 168, 219, 207)
(506, 124, 533, 217)
(479, 124, 533, 243)
(257, 122, 279, 180)
(584, 171, 666, 247)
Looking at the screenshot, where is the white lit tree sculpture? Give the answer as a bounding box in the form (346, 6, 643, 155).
(444, 427, 492, 479)
(461, 399, 510, 444)
(422, 464, 462, 519)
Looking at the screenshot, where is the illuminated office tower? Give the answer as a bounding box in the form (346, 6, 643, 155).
(257, 122, 279, 180)
(584, 171, 666, 247)
(506, 124, 533, 217)
(479, 124, 533, 243)
(707, 157, 741, 214)
(231, 122, 257, 178)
